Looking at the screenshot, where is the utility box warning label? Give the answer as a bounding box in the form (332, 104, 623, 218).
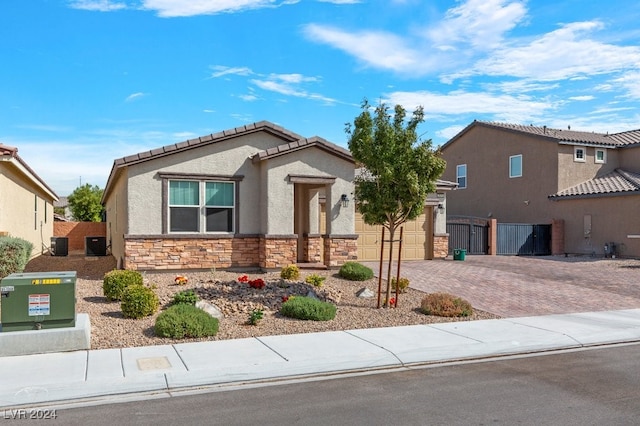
(28, 294, 51, 316)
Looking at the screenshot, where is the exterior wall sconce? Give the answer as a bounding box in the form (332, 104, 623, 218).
(438, 203, 444, 210)
(340, 194, 350, 208)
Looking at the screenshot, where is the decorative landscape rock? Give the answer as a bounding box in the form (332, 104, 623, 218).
(356, 287, 375, 298)
(196, 300, 224, 319)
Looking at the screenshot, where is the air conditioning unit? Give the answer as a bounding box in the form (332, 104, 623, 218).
(85, 236, 107, 256)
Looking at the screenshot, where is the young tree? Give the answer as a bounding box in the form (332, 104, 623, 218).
(67, 184, 105, 222)
(346, 100, 446, 307)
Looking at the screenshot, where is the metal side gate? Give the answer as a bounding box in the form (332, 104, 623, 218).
(446, 216, 489, 255)
(497, 223, 551, 255)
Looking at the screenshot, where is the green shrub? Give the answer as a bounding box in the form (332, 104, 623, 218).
(391, 277, 410, 293)
(421, 292, 473, 317)
(305, 274, 326, 287)
(103, 269, 144, 301)
(155, 304, 219, 338)
(248, 309, 264, 325)
(121, 285, 159, 319)
(280, 264, 300, 280)
(280, 296, 336, 321)
(338, 261, 373, 281)
(172, 289, 199, 306)
(0, 236, 33, 279)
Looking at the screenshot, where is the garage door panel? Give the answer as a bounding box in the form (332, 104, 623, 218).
(355, 209, 433, 261)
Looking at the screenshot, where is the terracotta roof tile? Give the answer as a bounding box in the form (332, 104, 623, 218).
(550, 169, 640, 199)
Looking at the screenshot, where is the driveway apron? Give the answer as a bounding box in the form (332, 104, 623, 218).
(362, 256, 640, 318)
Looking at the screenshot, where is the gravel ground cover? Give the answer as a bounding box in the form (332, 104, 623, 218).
(24, 254, 499, 350)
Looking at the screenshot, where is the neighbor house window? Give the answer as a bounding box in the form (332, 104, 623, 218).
(168, 180, 235, 233)
(456, 164, 467, 189)
(574, 146, 586, 162)
(509, 154, 522, 178)
(34, 195, 38, 230)
(595, 149, 606, 164)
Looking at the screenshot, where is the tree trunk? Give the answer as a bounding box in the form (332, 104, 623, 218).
(385, 226, 395, 307)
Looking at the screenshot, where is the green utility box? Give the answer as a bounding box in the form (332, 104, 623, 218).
(453, 249, 466, 261)
(0, 271, 76, 332)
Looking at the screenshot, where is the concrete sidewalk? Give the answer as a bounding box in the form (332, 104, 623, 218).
(3, 308, 640, 410)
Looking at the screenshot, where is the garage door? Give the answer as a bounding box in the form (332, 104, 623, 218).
(355, 207, 433, 261)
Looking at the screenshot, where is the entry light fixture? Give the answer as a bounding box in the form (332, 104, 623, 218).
(340, 194, 350, 208)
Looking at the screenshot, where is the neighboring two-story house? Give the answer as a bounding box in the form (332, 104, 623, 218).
(0, 143, 58, 258)
(440, 121, 640, 258)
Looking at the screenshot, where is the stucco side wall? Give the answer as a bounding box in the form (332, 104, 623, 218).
(104, 169, 128, 265)
(126, 132, 288, 235)
(553, 195, 640, 258)
(557, 144, 618, 191)
(262, 147, 355, 235)
(441, 126, 559, 223)
(619, 145, 640, 172)
(0, 163, 54, 257)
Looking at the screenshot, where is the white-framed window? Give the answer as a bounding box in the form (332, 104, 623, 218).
(595, 149, 606, 164)
(574, 146, 586, 162)
(168, 180, 235, 233)
(456, 164, 467, 189)
(509, 154, 522, 178)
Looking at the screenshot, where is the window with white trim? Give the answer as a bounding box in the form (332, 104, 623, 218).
(509, 154, 522, 178)
(574, 146, 586, 162)
(168, 180, 235, 233)
(595, 149, 606, 164)
(456, 164, 467, 189)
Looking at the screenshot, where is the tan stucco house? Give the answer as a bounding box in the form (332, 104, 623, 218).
(0, 144, 58, 258)
(103, 121, 454, 271)
(440, 121, 640, 258)
(102, 121, 357, 270)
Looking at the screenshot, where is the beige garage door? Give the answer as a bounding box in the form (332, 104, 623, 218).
(355, 207, 433, 261)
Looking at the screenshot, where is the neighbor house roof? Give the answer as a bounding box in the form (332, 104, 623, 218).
(0, 143, 58, 201)
(443, 120, 640, 150)
(549, 169, 640, 200)
(103, 121, 353, 202)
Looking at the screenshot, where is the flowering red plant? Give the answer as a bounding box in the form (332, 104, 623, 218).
(281, 295, 289, 303)
(389, 297, 396, 307)
(237, 275, 249, 283)
(249, 278, 265, 289)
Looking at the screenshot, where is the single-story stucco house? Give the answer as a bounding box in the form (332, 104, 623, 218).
(0, 143, 58, 258)
(102, 121, 453, 271)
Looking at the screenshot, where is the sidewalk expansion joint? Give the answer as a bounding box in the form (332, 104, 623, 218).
(343, 330, 406, 367)
(254, 337, 289, 361)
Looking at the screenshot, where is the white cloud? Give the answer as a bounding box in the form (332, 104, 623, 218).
(452, 21, 640, 81)
(250, 73, 336, 103)
(610, 71, 640, 99)
(209, 66, 253, 78)
(568, 95, 595, 101)
(436, 125, 466, 141)
(317, 0, 361, 3)
(140, 0, 298, 17)
(303, 24, 427, 73)
(125, 92, 146, 102)
(426, 0, 527, 51)
(385, 90, 555, 123)
(68, 0, 127, 12)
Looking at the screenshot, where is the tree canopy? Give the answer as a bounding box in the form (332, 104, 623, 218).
(67, 184, 105, 222)
(346, 100, 446, 306)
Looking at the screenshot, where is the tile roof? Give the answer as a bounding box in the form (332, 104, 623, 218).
(251, 136, 353, 163)
(444, 120, 640, 149)
(0, 143, 58, 200)
(113, 121, 304, 167)
(549, 169, 640, 200)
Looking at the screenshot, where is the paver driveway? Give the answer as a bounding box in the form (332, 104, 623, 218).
(363, 255, 640, 318)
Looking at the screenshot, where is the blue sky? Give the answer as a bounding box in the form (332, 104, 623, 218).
(2, 0, 640, 196)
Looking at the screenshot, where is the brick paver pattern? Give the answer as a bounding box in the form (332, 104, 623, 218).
(363, 255, 640, 318)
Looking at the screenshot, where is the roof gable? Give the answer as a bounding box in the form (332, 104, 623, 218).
(442, 120, 640, 151)
(0, 143, 58, 200)
(251, 136, 353, 164)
